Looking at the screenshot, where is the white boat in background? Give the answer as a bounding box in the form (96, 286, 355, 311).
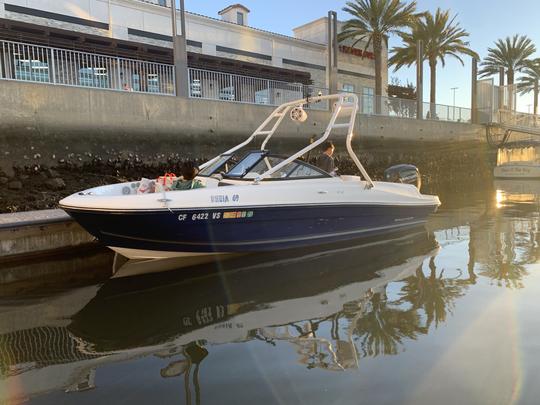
(494, 144, 540, 179)
(494, 163, 540, 178)
(60, 94, 440, 259)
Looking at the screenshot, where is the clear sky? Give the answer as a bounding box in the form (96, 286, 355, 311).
(184, 0, 540, 111)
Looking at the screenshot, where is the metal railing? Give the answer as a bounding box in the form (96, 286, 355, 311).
(0, 39, 175, 95)
(188, 67, 329, 110)
(352, 95, 471, 123)
(499, 109, 540, 129)
(188, 68, 471, 121)
(0, 40, 474, 122)
(135, 0, 170, 7)
(422, 101, 472, 123)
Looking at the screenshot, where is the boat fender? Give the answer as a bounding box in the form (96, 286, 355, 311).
(290, 106, 308, 123)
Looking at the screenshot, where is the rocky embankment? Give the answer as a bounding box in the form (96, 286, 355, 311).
(0, 158, 207, 213)
(0, 146, 493, 213)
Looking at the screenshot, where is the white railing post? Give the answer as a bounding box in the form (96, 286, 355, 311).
(0, 40, 4, 79)
(116, 57, 122, 90)
(171, 62, 177, 96)
(187, 67, 191, 97)
(50, 48, 56, 84)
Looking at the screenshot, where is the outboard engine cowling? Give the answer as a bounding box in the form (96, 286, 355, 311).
(384, 164, 421, 190)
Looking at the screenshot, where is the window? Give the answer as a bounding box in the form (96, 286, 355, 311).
(199, 155, 235, 176)
(362, 87, 374, 114)
(237, 12, 244, 25)
(342, 83, 355, 103)
(255, 88, 270, 104)
(288, 164, 326, 178)
(147, 74, 160, 93)
(220, 86, 235, 101)
(342, 83, 355, 93)
(15, 59, 50, 83)
(158, 0, 166, 6)
(227, 152, 265, 177)
(79, 67, 109, 88)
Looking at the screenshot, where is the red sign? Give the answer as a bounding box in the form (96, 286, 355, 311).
(339, 45, 375, 60)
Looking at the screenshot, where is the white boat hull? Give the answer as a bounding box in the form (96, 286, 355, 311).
(494, 163, 540, 178)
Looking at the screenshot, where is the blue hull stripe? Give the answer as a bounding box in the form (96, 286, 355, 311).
(101, 220, 427, 246)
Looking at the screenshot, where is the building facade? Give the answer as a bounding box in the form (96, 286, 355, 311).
(0, 0, 387, 102)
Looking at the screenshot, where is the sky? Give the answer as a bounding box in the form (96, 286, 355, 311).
(184, 0, 540, 111)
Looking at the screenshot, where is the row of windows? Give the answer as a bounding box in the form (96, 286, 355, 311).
(12, 59, 163, 92)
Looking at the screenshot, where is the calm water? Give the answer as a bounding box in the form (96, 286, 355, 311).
(2, 178, 540, 405)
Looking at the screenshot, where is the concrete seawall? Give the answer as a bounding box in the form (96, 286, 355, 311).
(0, 81, 486, 173)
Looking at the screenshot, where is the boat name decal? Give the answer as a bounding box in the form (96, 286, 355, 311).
(210, 194, 240, 203)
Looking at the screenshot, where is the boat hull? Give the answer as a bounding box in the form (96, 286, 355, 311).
(63, 204, 437, 258)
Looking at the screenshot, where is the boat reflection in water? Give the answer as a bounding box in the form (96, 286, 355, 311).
(475, 178, 540, 289)
(1, 230, 439, 402)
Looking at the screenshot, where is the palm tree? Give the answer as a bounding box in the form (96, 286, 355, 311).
(338, 0, 421, 110)
(517, 58, 540, 116)
(389, 8, 478, 110)
(479, 35, 536, 85)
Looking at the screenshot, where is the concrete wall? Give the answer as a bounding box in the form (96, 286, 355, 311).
(0, 80, 486, 173)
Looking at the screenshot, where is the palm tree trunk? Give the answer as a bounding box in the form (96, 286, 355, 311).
(505, 69, 515, 111)
(429, 59, 436, 118)
(373, 36, 383, 114)
(507, 69, 514, 85)
(534, 79, 538, 117)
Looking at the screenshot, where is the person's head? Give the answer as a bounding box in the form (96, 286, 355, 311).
(322, 141, 335, 157)
(181, 161, 199, 181)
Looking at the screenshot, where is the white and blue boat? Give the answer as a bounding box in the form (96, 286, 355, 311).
(59, 94, 440, 259)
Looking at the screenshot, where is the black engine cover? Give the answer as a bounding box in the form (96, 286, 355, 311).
(384, 164, 421, 189)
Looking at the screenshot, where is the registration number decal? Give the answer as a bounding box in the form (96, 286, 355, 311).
(178, 210, 254, 221)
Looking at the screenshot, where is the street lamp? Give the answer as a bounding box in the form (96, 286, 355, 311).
(451, 87, 458, 121)
(170, 0, 187, 97)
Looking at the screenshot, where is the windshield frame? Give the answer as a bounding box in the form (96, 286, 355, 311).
(198, 154, 235, 177)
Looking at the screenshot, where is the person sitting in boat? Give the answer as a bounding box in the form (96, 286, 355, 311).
(173, 162, 205, 190)
(316, 141, 337, 175)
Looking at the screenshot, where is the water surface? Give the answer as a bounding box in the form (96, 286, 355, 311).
(1, 179, 540, 405)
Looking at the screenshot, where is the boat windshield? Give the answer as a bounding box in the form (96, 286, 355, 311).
(225, 151, 330, 180)
(198, 154, 235, 176)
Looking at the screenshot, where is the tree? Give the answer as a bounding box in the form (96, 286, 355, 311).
(479, 35, 536, 85)
(517, 58, 540, 116)
(389, 8, 478, 109)
(339, 0, 421, 112)
(387, 78, 417, 118)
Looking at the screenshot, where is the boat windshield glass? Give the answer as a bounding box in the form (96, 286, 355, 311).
(199, 154, 235, 176)
(226, 151, 266, 177)
(225, 152, 330, 180)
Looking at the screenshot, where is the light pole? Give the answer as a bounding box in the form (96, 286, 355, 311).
(451, 87, 458, 121)
(171, 0, 188, 97)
